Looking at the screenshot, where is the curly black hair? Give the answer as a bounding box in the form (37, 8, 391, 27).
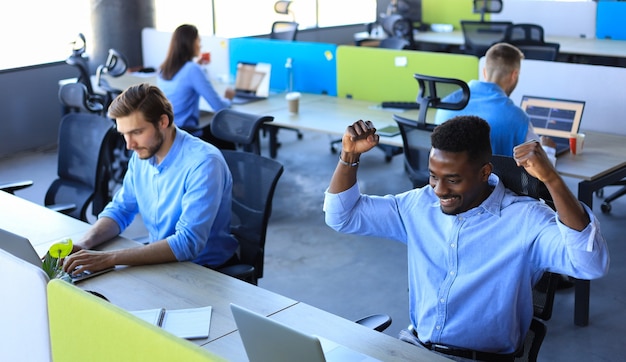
(431, 115, 492, 166)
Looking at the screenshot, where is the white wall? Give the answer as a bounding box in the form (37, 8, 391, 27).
(491, 0, 597, 38)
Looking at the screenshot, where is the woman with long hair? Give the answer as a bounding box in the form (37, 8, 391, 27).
(158, 24, 235, 149)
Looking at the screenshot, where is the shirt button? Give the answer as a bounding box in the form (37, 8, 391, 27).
(450, 244, 456, 248)
(440, 298, 445, 303)
(436, 325, 441, 330)
(449, 271, 455, 276)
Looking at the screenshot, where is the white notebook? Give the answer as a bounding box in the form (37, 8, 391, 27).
(130, 305, 212, 339)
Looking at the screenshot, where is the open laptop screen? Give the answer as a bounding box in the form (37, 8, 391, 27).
(519, 95, 585, 139)
(233, 62, 271, 97)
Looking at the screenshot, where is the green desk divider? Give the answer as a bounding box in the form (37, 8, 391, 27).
(47, 280, 225, 362)
(336, 46, 478, 103)
(229, 38, 337, 96)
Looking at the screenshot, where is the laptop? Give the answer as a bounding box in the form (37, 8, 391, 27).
(0, 228, 43, 268)
(0, 228, 113, 283)
(231, 62, 272, 105)
(520, 95, 586, 156)
(230, 303, 380, 362)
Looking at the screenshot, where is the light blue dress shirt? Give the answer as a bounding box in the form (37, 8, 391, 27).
(100, 128, 238, 267)
(157, 61, 231, 131)
(434, 80, 530, 157)
(323, 175, 609, 353)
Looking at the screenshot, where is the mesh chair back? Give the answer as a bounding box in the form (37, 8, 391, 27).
(45, 113, 116, 221)
(58, 83, 104, 114)
(517, 43, 560, 61)
(222, 150, 284, 282)
(394, 115, 431, 188)
(504, 24, 545, 46)
(210, 109, 274, 154)
(270, 21, 299, 41)
(461, 20, 512, 57)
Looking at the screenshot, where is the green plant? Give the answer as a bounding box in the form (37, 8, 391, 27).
(42, 238, 73, 282)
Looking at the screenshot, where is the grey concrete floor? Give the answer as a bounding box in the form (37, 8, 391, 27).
(1, 129, 625, 361)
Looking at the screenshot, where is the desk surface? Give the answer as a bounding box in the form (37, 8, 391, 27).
(555, 131, 626, 181)
(205, 302, 451, 362)
(396, 30, 626, 58)
(0, 191, 444, 361)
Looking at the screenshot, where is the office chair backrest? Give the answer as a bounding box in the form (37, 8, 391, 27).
(96, 48, 129, 109)
(517, 43, 560, 61)
(394, 115, 432, 188)
(460, 20, 512, 57)
(45, 113, 116, 221)
(394, 74, 470, 188)
(504, 23, 545, 46)
(490, 155, 559, 322)
(218, 150, 284, 284)
(65, 33, 94, 95)
(379, 37, 410, 50)
(270, 21, 299, 41)
(210, 109, 274, 154)
(414, 73, 471, 126)
(58, 82, 104, 114)
(381, 14, 415, 49)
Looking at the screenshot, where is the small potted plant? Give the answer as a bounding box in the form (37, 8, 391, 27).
(42, 238, 73, 282)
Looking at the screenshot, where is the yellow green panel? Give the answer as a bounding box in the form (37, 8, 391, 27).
(47, 280, 225, 362)
(336, 46, 478, 103)
(423, 0, 487, 29)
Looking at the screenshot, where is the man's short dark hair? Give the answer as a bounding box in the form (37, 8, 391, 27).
(431, 115, 492, 166)
(108, 83, 174, 127)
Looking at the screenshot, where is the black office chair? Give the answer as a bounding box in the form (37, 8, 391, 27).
(503, 23, 561, 61)
(45, 112, 117, 222)
(473, 0, 503, 22)
(270, 21, 299, 41)
(217, 150, 284, 285)
(395, 74, 470, 188)
(65, 33, 105, 113)
(491, 155, 560, 361)
(460, 20, 513, 57)
(58, 82, 104, 115)
(381, 14, 416, 50)
(95, 48, 129, 110)
(210, 109, 274, 155)
(515, 317, 547, 362)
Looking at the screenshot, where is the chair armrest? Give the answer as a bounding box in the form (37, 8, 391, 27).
(354, 314, 392, 332)
(0, 180, 34, 194)
(46, 203, 77, 215)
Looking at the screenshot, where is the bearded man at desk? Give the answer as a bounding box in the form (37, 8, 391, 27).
(63, 83, 238, 275)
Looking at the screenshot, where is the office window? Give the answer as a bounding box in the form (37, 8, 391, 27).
(0, 0, 90, 70)
(1, 0, 375, 70)
(317, 0, 376, 28)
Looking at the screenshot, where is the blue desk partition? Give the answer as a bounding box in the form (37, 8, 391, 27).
(228, 38, 337, 96)
(597, 1, 626, 41)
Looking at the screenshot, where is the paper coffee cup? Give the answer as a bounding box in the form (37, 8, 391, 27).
(569, 133, 585, 155)
(286, 92, 301, 114)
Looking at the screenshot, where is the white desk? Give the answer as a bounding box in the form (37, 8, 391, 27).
(395, 30, 626, 59)
(0, 190, 446, 361)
